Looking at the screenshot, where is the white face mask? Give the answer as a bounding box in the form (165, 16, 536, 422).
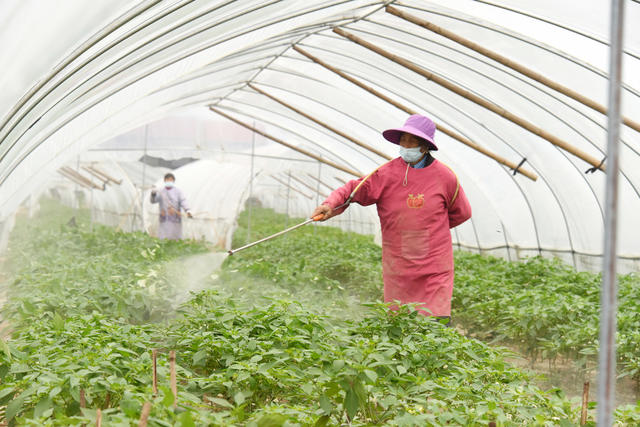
(164, 181, 174, 188)
(399, 146, 424, 163)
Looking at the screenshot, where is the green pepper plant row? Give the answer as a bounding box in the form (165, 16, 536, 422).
(0, 201, 636, 425)
(230, 208, 640, 384)
(452, 253, 640, 383)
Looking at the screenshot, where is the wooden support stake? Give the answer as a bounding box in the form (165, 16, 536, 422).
(169, 350, 177, 409)
(386, 5, 640, 135)
(138, 402, 152, 427)
(152, 349, 158, 396)
(581, 381, 590, 425)
(96, 409, 102, 427)
(332, 27, 606, 172)
(293, 45, 538, 181)
(103, 392, 110, 409)
(80, 389, 86, 408)
(248, 83, 391, 160)
(209, 106, 362, 177)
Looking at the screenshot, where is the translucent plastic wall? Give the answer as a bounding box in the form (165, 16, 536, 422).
(1, 1, 639, 271)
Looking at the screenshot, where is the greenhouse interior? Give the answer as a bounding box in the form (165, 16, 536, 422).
(0, 0, 638, 425)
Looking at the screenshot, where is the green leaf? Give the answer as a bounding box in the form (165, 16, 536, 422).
(5, 393, 26, 421)
(52, 312, 65, 331)
(177, 410, 196, 427)
(319, 395, 333, 414)
(314, 415, 330, 427)
(209, 397, 233, 408)
(344, 387, 359, 419)
(192, 349, 208, 366)
(120, 398, 140, 418)
(0, 387, 15, 400)
(301, 383, 313, 395)
(0, 338, 11, 361)
(34, 397, 53, 418)
(160, 386, 174, 408)
(256, 413, 287, 427)
(234, 391, 245, 405)
(363, 369, 378, 383)
(49, 386, 62, 398)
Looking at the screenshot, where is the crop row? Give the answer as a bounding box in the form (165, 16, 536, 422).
(0, 201, 602, 425)
(453, 252, 640, 382)
(230, 207, 640, 384)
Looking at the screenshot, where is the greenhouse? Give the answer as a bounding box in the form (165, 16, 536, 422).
(0, 0, 638, 425)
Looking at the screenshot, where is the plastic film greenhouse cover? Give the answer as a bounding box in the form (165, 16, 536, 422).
(0, 0, 639, 272)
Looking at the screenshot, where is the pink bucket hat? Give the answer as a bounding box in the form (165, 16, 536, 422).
(382, 114, 438, 151)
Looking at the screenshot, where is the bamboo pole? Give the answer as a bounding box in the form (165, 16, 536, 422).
(386, 5, 640, 135)
(86, 165, 122, 185)
(60, 166, 105, 190)
(169, 351, 177, 409)
(209, 106, 361, 177)
(271, 175, 314, 199)
(293, 45, 538, 181)
(96, 409, 102, 427)
(306, 172, 336, 192)
(580, 381, 590, 425)
(332, 27, 606, 172)
(80, 389, 86, 408)
(57, 170, 93, 190)
(138, 402, 152, 427)
(82, 166, 109, 186)
(334, 176, 348, 184)
(247, 83, 392, 160)
(152, 349, 158, 396)
(289, 174, 329, 198)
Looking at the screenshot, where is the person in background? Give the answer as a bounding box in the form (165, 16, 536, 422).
(312, 114, 472, 325)
(150, 173, 192, 240)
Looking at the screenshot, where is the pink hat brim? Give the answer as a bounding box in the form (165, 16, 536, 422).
(382, 125, 438, 151)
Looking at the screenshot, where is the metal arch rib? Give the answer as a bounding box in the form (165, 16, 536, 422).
(0, 0, 279, 164)
(400, 3, 640, 99)
(217, 98, 381, 166)
(0, 0, 187, 148)
(0, 0, 165, 138)
(347, 20, 640, 159)
(0, 0, 364, 171)
(209, 103, 365, 176)
(0, 6, 340, 182)
(287, 44, 589, 260)
(241, 59, 548, 256)
(471, 0, 640, 61)
(322, 25, 640, 216)
(0, 0, 375, 173)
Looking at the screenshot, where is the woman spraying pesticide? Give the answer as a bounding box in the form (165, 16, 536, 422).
(312, 115, 472, 323)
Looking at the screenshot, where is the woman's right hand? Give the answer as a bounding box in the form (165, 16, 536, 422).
(311, 204, 332, 221)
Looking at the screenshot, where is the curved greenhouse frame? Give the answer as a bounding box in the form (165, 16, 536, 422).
(0, 1, 638, 424)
